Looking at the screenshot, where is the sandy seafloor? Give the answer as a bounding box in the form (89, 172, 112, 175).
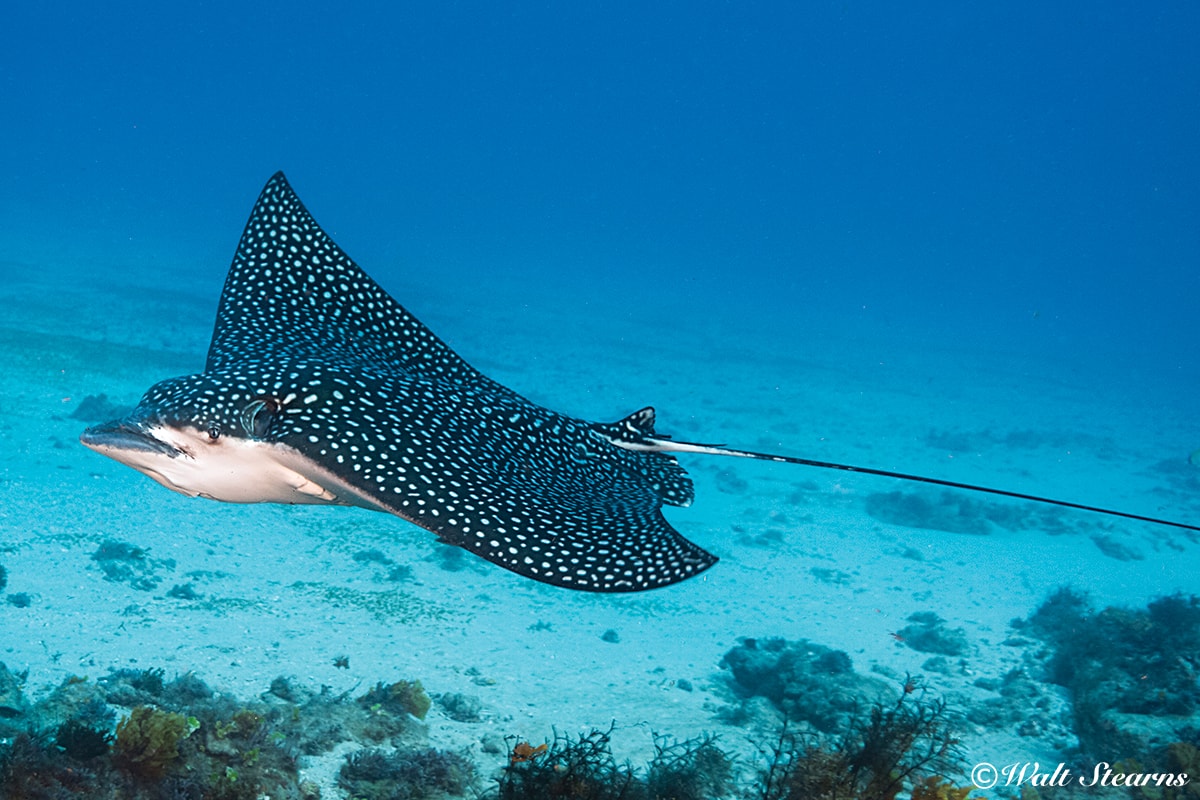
(1, 248, 1198, 797)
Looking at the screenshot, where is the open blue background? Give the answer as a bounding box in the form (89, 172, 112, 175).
(3, 2, 1197, 372)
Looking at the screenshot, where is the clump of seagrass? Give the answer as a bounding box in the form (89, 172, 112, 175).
(753, 678, 965, 800)
(491, 723, 733, 800)
(339, 746, 476, 799)
(113, 705, 193, 778)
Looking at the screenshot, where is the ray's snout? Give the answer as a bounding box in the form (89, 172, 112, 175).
(80, 418, 182, 458)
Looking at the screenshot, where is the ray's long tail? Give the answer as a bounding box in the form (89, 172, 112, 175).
(624, 436, 1200, 534)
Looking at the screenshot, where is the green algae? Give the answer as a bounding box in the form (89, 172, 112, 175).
(290, 581, 462, 624)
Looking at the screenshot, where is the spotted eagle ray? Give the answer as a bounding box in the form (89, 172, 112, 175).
(80, 173, 1198, 592)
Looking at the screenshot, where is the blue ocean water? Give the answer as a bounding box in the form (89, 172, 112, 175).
(2, 2, 1199, 796)
(5, 3, 1198, 364)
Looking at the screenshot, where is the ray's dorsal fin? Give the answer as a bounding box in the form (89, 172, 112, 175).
(207, 172, 514, 396)
(590, 407, 695, 508)
(592, 406, 658, 443)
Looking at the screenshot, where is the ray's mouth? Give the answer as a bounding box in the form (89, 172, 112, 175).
(80, 419, 184, 458)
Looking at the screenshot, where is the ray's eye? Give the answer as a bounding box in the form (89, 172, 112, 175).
(241, 397, 279, 439)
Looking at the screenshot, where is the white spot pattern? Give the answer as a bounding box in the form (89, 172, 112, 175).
(105, 172, 715, 592)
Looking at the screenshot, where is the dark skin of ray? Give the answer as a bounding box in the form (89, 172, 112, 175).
(80, 172, 1197, 592)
